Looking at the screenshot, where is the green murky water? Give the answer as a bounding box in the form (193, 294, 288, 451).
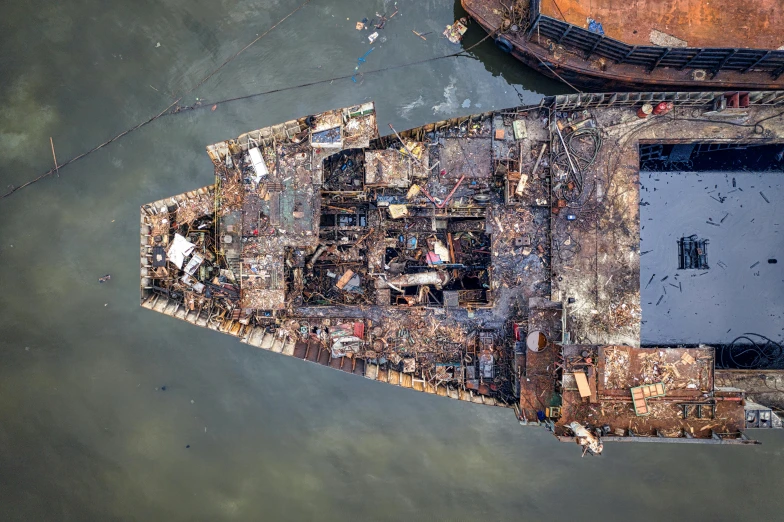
(1, 0, 782, 520)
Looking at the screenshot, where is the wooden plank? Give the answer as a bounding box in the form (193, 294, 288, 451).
(335, 269, 354, 290)
(573, 371, 592, 398)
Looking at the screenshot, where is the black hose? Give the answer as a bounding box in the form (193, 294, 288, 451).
(551, 126, 602, 202)
(718, 333, 784, 369)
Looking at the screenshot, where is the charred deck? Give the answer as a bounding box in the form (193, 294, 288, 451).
(141, 91, 784, 452)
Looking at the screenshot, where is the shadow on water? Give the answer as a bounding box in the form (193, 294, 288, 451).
(453, 0, 566, 96)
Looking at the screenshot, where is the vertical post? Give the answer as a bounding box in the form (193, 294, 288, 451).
(50, 137, 59, 177)
(525, 14, 542, 39)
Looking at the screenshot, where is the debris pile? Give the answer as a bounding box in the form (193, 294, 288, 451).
(141, 94, 784, 450)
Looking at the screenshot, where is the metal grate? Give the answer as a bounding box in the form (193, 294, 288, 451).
(639, 144, 665, 162)
(678, 235, 709, 270)
(531, 15, 784, 77)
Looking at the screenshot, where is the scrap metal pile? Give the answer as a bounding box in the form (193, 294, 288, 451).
(274, 311, 517, 400)
(142, 94, 784, 452)
(142, 197, 242, 325)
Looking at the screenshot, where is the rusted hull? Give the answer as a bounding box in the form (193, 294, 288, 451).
(462, 0, 784, 92)
(141, 93, 784, 450)
(503, 39, 655, 92)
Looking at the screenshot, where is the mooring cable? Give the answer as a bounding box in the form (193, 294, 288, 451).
(2, 16, 496, 201)
(2, 0, 314, 199)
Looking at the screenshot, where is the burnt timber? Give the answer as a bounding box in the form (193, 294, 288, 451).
(140, 92, 784, 453)
(462, 0, 784, 92)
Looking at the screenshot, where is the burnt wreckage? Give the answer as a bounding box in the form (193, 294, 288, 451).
(141, 92, 784, 454)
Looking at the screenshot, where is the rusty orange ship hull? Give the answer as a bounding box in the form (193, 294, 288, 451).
(462, 0, 784, 91)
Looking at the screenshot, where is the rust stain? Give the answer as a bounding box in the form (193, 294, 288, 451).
(541, 0, 783, 49)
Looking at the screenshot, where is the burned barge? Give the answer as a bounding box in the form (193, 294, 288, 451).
(140, 91, 784, 454)
(462, 0, 784, 92)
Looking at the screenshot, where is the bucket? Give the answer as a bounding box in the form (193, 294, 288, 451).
(652, 101, 674, 115)
(526, 330, 548, 352)
(637, 104, 653, 118)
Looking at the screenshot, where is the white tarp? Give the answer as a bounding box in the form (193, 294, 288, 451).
(331, 335, 363, 358)
(248, 147, 268, 183)
(167, 233, 195, 269)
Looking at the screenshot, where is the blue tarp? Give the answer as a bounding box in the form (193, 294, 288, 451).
(587, 18, 605, 36)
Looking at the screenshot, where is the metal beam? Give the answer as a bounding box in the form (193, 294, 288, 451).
(649, 47, 672, 72)
(680, 48, 705, 70)
(742, 50, 771, 73)
(556, 25, 572, 44)
(617, 46, 637, 65)
(525, 14, 541, 39)
(711, 48, 738, 77)
(556, 435, 760, 445)
(585, 34, 605, 59)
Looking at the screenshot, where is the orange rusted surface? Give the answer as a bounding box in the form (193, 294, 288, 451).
(541, 0, 784, 49)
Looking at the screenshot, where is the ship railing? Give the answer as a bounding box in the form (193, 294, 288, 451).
(526, 15, 784, 79)
(540, 91, 784, 111)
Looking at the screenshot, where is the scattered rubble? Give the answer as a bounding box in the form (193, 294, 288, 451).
(141, 91, 784, 453)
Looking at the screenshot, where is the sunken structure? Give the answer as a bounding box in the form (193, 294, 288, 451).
(141, 91, 784, 454)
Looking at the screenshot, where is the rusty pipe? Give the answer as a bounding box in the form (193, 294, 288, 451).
(388, 123, 423, 167)
(419, 175, 466, 209)
(385, 271, 450, 289)
(439, 174, 465, 208)
(306, 244, 327, 269)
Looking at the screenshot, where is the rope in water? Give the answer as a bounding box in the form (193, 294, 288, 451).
(164, 34, 497, 117)
(2, 0, 314, 200)
(2, 8, 497, 200)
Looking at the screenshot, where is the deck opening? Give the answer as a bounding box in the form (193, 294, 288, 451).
(639, 140, 784, 346)
(639, 142, 784, 172)
(677, 235, 709, 270)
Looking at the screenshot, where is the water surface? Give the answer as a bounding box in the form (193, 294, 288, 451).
(1, 0, 782, 520)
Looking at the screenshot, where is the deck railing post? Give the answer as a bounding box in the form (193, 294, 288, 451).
(617, 46, 637, 65)
(525, 14, 542, 40)
(679, 48, 704, 70)
(649, 47, 672, 72)
(585, 34, 605, 60)
(711, 48, 738, 78)
(743, 50, 771, 73)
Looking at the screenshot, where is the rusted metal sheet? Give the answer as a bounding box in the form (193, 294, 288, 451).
(462, 0, 784, 91)
(541, 0, 783, 49)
